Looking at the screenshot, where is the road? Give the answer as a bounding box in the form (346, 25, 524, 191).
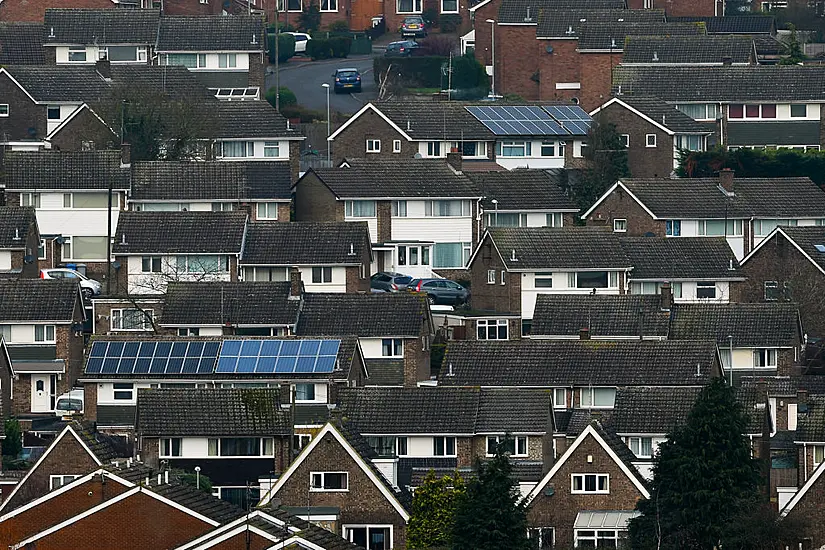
(266, 55, 378, 115)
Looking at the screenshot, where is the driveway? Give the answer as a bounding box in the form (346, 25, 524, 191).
(266, 55, 378, 114)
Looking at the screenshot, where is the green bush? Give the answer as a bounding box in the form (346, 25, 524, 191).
(3, 419, 21, 458)
(281, 105, 325, 123)
(328, 36, 352, 57)
(268, 33, 296, 63)
(439, 14, 462, 33)
(265, 86, 298, 109)
(451, 53, 488, 90)
(327, 20, 350, 32)
(307, 37, 351, 59)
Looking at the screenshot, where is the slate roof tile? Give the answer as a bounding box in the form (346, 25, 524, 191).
(162, 282, 300, 326)
(240, 221, 371, 265)
(667, 15, 775, 34)
(0, 279, 78, 322)
(372, 101, 493, 140)
(213, 101, 303, 139)
(795, 395, 825, 442)
(3, 150, 129, 191)
(149, 480, 246, 523)
(3, 65, 109, 102)
(43, 8, 160, 45)
(536, 9, 665, 38)
(619, 237, 741, 279)
(531, 294, 671, 338)
(498, 0, 625, 24)
(364, 360, 405, 386)
(611, 97, 715, 134)
(72, 420, 128, 462)
(578, 22, 704, 50)
(0, 207, 37, 249)
(669, 303, 801, 347)
(156, 15, 264, 51)
(112, 211, 247, 254)
(0, 23, 45, 64)
(467, 169, 578, 211)
(296, 293, 428, 338)
(621, 35, 753, 64)
(611, 386, 701, 434)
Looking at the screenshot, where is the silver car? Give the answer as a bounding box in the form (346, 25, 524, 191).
(41, 268, 102, 299)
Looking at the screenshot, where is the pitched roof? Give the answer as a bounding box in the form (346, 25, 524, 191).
(3, 65, 108, 102)
(466, 169, 578, 211)
(137, 388, 291, 436)
(2, 150, 129, 191)
(240, 221, 370, 266)
(669, 303, 801, 347)
(536, 9, 665, 39)
(667, 15, 775, 34)
(112, 211, 247, 254)
(213, 101, 303, 139)
(0, 207, 37, 249)
(498, 0, 625, 24)
(161, 282, 300, 326)
(130, 161, 292, 201)
(615, 177, 825, 218)
(72, 421, 126, 463)
(796, 396, 825, 442)
(296, 293, 429, 338)
(605, 97, 711, 134)
(577, 22, 704, 50)
(612, 386, 701, 434)
(739, 375, 825, 397)
(107, 64, 214, 101)
(371, 101, 492, 140)
(482, 226, 632, 270)
(0, 23, 45, 64)
(531, 294, 671, 338)
(735, 383, 769, 435)
(753, 226, 825, 273)
(156, 15, 264, 51)
(439, 340, 718, 386)
(612, 65, 825, 102)
(621, 35, 753, 64)
(619, 236, 741, 279)
(310, 159, 481, 199)
(364, 359, 405, 386)
(0, 279, 78, 323)
(42, 8, 160, 44)
(475, 388, 552, 433)
(147, 479, 246, 524)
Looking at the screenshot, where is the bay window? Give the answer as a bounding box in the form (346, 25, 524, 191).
(345, 200, 376, 217)
(580, 387, 616, 408)
(432, 242, 470, 268)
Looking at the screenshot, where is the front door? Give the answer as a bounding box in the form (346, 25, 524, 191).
(31, 374, 56, 412)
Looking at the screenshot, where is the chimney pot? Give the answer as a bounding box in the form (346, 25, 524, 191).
(579, 327, 591, 340)
(719, 168, 735, 193)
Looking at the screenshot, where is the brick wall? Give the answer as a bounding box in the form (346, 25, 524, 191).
(402, 334, 429, 387)
(536, 40, 579, 103)
(11, 373, 72, 416)
(469, 238, 520, 314)
(332, 109, 413, 163)
(578, 52, 623, 111)
(0, 74, 46, 141)
(50, 108, 119, 152)
(294, 173, 344, 222)
(499, 26, 541, 99)
(83, 383, 97, 422)
(376, 200, 392, 244)
(584, 185, 664, 237)
(784, 469, 825, 548)
(277, 202, 292, 222)
(160, 0, 223, 15)
(593, 102, 675, 177)
(0, 0, 115, 21)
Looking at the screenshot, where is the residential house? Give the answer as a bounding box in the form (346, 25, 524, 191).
(258, 420, 411, 549)
(589, 97, 713, 177)
(129, 161, 293, 221)
(327, 101, 592, 170)
(0, 279, 85, 415)
(667, 15, 782, 63)
(738, 226, 825, 338)
(781, 457, 825, 549)
(295, 293, 434, 387)
(0, 206, 40, 278)
(467, 227, 634, 327)
(582, 171, 825, 259)
(1, 150, 130, 279)
(294, 158, 482, 278)
(239, 221, 372, 293)
(136, 388, 292, 507)
(111, 211, 248, 295)
(42, 8, 159, 65)
(0, 22, 46, 65)
(619, 236, 743, 302)
(611, 65, 825, 150)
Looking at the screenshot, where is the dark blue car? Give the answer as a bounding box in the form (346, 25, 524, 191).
(333, 68, 362, 94)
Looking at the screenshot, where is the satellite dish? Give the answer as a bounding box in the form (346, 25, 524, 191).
(546, 45, 554, 54)
(414, 153, 423, 159)
(112, 261, 122, 270)
(55, 236, 66, 245)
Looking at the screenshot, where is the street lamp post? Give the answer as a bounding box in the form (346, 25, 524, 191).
(491, 198, 498, 226)
(321, 83, 331, 165)
(486, 19, 496, 98)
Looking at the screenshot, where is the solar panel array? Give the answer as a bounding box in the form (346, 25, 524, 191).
(86, 341, 221, 375)
(543, 105, 593, 135)
(216, 339, 341, 374)
(465, 105, 593, 137)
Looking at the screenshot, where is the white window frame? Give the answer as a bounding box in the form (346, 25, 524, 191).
(111, 308, 154, 331)
(397, 244, 430, 266)
(697, 219, 743, 237)
(263, 141, 281, 158)
(294, 383, 317, 402)
(310, 471, 349, 492)
(643, 0, 653, 7)
(426, 141, 442, 157)
(487, 270, 496, 284)
(665, 220, 681, 237)
(486, 435, 528, 457)
(34, 324, 56, 343)
(441, 0, 459, 12)
(68, 47, 87, 62)
(293, 433, 312, 451)
(218, 53, 237, 68)
(754, 348, 778, 368)
(553, 387, 567, 409)
(366, 139, 381, 153)
(21, 193, 41, 208)
(50, 475, 81, 490)
(528, 527, 555, 549)
(321, 0, 338, 10)
(397, 0, 423, 13)
(207, 437, 274, 457)
(178, 328, 200, 336)
(645, 134, 657, 148)
(256, 202, 279, 220)
(345, 200, 377, 218)
(425, 200, 471, 217)
(342, 525, 394, 547)
(141, 256, 162, 273)
(696, 281, 717, 300)
(571, 473, 610, 494)
(216, 141, 255, 158)
(477, 319, 508, 340)
(392, 200, 407, 217)
(790, 104, 808, 118)
(546, 212, 563, 227)
(535, 272, 553, 288)
(574, 529, 625, 547)
(580, 387, 616, 409)
(433, 436, 456, 457)
(381, 338, 403, 357)
(814, 445, 825, 468)
(38, 239, 47, 260)
(311, 266, 333, 284)
(620, 134, 629, 148)
(613, 218, 627, 232)
(628, 436, 653, 458)
(392, 139, 402, 153)
(113, 382, 134, 401)
(0, 104, 8, 117)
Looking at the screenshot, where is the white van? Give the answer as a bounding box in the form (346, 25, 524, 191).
(54, 389, 84, 417)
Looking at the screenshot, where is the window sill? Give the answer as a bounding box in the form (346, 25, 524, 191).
(310, 488, 349, 493)
(571, 490, 610, 495)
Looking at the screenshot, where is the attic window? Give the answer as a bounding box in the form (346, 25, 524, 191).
(815, 244, 825, 253)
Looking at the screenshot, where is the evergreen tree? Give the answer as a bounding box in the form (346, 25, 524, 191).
(628, 378, 762, 550)
(452, 440, 531, 550)
(2, 419, 22, 458)
(779, 24, 805, 65)
(574, 120, 630, 214)
(407, 470, 465, 549)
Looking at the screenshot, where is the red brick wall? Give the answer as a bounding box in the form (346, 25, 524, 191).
(578, 52, 622, 111)
(468, 237, 521, 314)
(499, 26, 541, 100)
(625, 0, 716, 14)
(583, 185, 664, 237)
(332, 109, 413, 163)
(207, 530, 273, 550)
(784, 465, 825, 547)
(0, 0, 115, 21)
(50, 108, 119, 152)
(536, 39, 578, 102)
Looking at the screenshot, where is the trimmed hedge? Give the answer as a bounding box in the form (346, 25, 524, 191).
(267, 33, 296, 63)
(306, 36, 352, 59)
(373, 54, 489, 91)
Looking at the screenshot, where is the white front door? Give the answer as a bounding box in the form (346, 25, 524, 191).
(31, 374, 56, 412)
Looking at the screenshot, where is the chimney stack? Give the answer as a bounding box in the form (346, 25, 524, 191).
(446, 151, 462, 174)
(798, 388, 809, 412)
(121, 143, 131, 167)
(719, 168, 735, 193)
(95, 58, 111, 79)
(660, 282, 672, 310)
(288, 266, 302, 299)
(579, 327, 591, 340)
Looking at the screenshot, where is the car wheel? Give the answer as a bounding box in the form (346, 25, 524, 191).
(427, 295, 436, 305)
(81, 288, 93, 300)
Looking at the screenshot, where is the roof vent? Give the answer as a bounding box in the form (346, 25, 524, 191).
(652, 51, 659, 62)
(510, 249, 518, 262)
(407, 119, 411, 131)
(251, 33, 259, 45)
(524, 7, 532, 21)
(446, 362, 455, 377)
(611, 38, 617, 49)
(696, 363, 701, 377)
(13, 228, 21, 241)
(566, 25, 575, 35)
(728, 258, 736, 270)
(49, 27, 55, 38)
(618, 17, 624, 21)
(815, 244, 825, 253)
(616, 85, 623, 96)
(120, 234, 127, 246)
(348, 243, 356, 256)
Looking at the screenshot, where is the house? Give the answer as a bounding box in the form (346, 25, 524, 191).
(294, 158, 481, 279)
(111, 211, 248, 295)
(589, 97, 713, 177)
(258, 420, 411, 549)
(129, 161, 293, 221)
(619, 236, 743, 302)
(611, 65, 825, 150)
(738, 226, 825, 338)
(328, 102, 592, 170)
(466, 169, 579, 231)
(582, 171, 825, 259)
(0, 279, 85, 415)
(667, 15, 781, 63)
(239, 221, 372, 293)
(136, 388, 292, 507)
(0, 22, 46, 65)
(467, 227, 634, 327)
(0, 206, 40, 278)
(1, 150, 130, 279)
(295, 292, 434, 387)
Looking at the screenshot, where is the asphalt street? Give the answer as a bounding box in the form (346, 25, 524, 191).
(266, 54, 378, 114)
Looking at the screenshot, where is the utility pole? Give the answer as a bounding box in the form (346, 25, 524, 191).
(274, 3, 280, 111)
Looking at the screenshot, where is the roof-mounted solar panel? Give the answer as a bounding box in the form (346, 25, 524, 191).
(84, 339, 219, 375)
(216, 339, 342, 374)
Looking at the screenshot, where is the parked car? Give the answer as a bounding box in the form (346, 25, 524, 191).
(408, 278, 470, 305)
(54, 389, 84, 417)
(385, 40, 420, 57)
(400, 16, 427, 38)
(285, 32, 312, 54)
(40, 268, 102, 298)
(333, 68, 362, 93)
(371, 272, 413, 292)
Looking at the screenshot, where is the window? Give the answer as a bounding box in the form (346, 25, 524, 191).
(643, 0, 653, 7)
(287, 0, 301, 10)
(676, 104, 718, 121)
(397, 0, 422, 12)
(729, 104, 777, 119)
(575, 271, 609, 289)
(486, 436, 528, 457)
(21, 193, 41, 208)
(432, 242, 470, 268)
(138, 203, 190, 212)
(392, 201, 407, 217)
(175, 255, 229, 273)
(161, 438, 182, 457)
(613, 219, 627, 232)
(47, 106, 61, 120)
(113, 383, 134, 400)
(454, 141, 484, 157)
(535, 273, 553, 288)
(426, 200, 470, 217)
(111, 308, 153, 331)
(397, 245, 429, 266)
(498, 140, 531, 157)
(755, 219, 797, 237)
(628, 437, 653, 458)
(814, 445, 825, 467)
(427, 141, 442, 156)
(698, 219, 743, 236)
(208, 437, 272, 456)
(620, 134, 629, 148)
(212, 202, 235, 212)
(366, 139, 381, 153)
(487, 270, 496, 284)
(218, 53, 237, 68)
(572, 473, 609, 494)
(728, 104, 744, 118)
(575, 529, 625, 547)
(345, 200, 376, 217)
(761, 104, 777, 118)
(257, 202, 279, 220)
(344, 526, 392, 549)
(477, 319, 508, 340)
(216, 141, 254, 158)
(382, 338, 403, 357)
(35, 325, 55, 343)
(163, 53, 205, 68)
(764, 281, 778, 301)
(310, 472, 348, 491)
(696, 282, 717, 299)
(442, 0, 458, 11)
(433, 436, 456, 456)
(38, 239, 47, 260)
(293, 433, 312, 451)
(393, 139, 402, 153)
(487, 213, 523, 227)
(546, 212, 563, 227)
(295, 383, 316, 401)
(791, 104, 807, 118)
(321, 0, 337, 10)
(141, 256, 162, 273)
(528, 527, 555, 549)
(645, 134, 657, 148)
(754, 348, 778, 368)
(664, 220, 681, 236)
(580, 387, 616, 408)
(309, 266, 333, 284)
(263, 141, 281, 157)
(366, 436, 406, 458)
(553, 387, 567, 409)
(178, 328, 200, 336)
(50, 475, 81, 490)
(68, 48, 87, 62)
(675, 134, 704, 151)
(540, 141, 563, 157)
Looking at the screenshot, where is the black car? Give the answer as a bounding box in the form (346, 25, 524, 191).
(385, 40, 419, 57)
(371, 272, 413, 292)
(408, 278, 470, 306)
(333, 68, 362, 93)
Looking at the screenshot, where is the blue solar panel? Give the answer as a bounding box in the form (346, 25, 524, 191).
(216, 339, 342, 374)
(542, 105, 593, 136)
(84, 340, 219, 375)
(466, 105, 567, 137)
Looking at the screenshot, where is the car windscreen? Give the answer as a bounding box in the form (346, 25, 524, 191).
(338, 71, 358, 78)
(56, 398, 83, 411)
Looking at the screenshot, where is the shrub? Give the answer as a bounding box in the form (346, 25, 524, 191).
(417, 34, 457, 56)
(299, 4, 322, 32)
(281, 105, 325, 123)
(3, 419, 21, 458)
(268, 33, 296, 63)
(422, 7, 438, 26)
(451, 53, 488, 90)
(327, 20, 350, 32)
(439, 14, 462, 33)
(328, 36, 352, 57)
(265, 86, 298, 109)
(307, 37, 351, 59)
